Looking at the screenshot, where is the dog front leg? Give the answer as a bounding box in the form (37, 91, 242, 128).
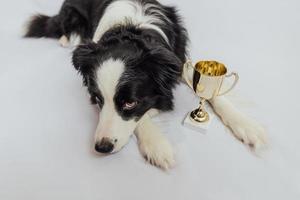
(135, 113, 175, 170)
(209, 96, 267, 150)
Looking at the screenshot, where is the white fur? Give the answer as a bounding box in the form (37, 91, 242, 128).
(69, 33, 82, 46)
(59, 35, 69, 47)
(95, 58, 137, 152)
(135, 113, 175, 170)
(92, 0, 169, 43)
(147, 108, 160, 117)
(59, 34, 81, 48)
(209, 96, 267, 150)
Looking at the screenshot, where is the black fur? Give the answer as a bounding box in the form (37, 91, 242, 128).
(25, 14, 62, 38)
(25, 0, 113, 40)
(25, 0, 189, 121)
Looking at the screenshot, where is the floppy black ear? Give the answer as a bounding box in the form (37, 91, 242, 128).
(72, 42, 100, 85)
(144, 47, 183, 94)
(137, 47, 183, 111)
(72, 42, 99, 72)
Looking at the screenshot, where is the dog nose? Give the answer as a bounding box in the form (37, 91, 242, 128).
(95, 138, 114, 153)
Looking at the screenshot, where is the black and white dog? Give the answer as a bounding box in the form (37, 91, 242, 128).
(25, 0, 266, 169)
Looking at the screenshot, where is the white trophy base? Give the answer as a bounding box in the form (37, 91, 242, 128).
(183, 110, 214, 134)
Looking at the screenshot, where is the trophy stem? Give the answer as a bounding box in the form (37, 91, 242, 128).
(190, 98, 209, 123)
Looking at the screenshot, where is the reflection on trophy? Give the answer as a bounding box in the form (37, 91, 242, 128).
(183, 60, 239, 132)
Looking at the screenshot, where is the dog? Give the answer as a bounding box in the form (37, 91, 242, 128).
(25, 0, 267, 169)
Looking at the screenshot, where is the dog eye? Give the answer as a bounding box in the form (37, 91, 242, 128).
(123, 101, 138, 110)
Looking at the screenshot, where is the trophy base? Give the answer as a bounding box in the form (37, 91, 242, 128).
(183, 110, 214, 134)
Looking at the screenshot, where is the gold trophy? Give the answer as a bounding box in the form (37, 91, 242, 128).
(183, 60, 239, 132)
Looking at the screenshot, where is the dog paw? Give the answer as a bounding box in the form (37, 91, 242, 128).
(138, 137, 175, 170)
(59, 35, 69, 47)
(226, 114, 268, 151)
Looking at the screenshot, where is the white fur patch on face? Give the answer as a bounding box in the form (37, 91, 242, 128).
(94, 58, 138, 152)
(96, 59, 125, 102)
(92, 0, 169, 43)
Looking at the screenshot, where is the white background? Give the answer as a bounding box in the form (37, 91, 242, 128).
(0, 0, 299, 199)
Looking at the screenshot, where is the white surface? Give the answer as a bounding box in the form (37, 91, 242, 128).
(0, 0, 300, 199)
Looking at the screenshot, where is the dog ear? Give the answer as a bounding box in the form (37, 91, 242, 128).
(72, 41, 100, 85)
(72, 41, 99, 72)
(144, 47, 183, 94)
(137, 47, 183, 111)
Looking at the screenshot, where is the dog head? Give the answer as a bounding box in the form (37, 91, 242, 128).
(72, 28, 182, 153)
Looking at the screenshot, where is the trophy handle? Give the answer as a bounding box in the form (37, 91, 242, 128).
(218, 72, 239, 96)
(183, 60, 194, 89)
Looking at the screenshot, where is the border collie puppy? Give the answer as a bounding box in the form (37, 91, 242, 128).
(26, 0, 188, 169)
(25, 0, 267, 169)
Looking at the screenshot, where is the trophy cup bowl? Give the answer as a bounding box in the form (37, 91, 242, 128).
(183, 60, 239, 131)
